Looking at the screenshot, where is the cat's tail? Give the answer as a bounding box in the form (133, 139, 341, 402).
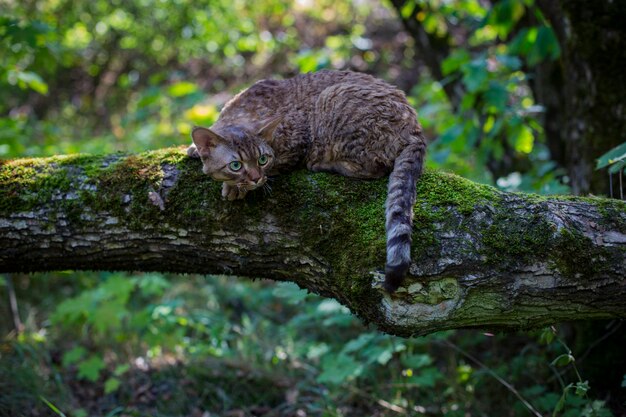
(384, 136, 426, 292)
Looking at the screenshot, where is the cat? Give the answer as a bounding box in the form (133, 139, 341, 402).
(187, 70, 426, 292)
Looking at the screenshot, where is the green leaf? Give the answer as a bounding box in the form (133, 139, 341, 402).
(400, 1, 414, 19)
(77, 355, 105, 382)
(136, 89, 161, 109)
(527, 26, 561, 66)
(317, 353, 362, 385)
(481, 0, 525, 40)
(401, 353, 433, 369)
(539, 327, 556, 345)
(509, 27, 534, 56)
(496, 54, 522, 70)
(91, 301, 127, 333)
(13, 70, 49, 94)
(553, 390, 567, 417)
(51, 292, 92, 325)
(362, 344, 395, 365)
(113, 364, 130, 376)
(273, 282, 309, 304)
(137, 274, 171, 296)
(167, 81, 198, 97)
(62, 346, 87, 367)
(100, 275, 135, 303)
(442, 49, 470, 75)
(373, 347, 394, 365)
(596, 141, 626, 170)
(535, 26, 561, 62)
(438, 125, 463, 145)
(39, 396, 67, 417)
(575, 380, 590, 397)
(608, 159, 626, 174)
(406, 366, 443, 387)
(514, 125, 534, 154)
(342, 333, 376, 354)
(104, 377, 121, 394)
(461, 60, 489, 93)
(484, 82, 508, 112)
(551, 353, 575, 367)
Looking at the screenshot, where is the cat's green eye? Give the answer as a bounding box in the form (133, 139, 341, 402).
(258, 154, 269, 166)
(229, 161, 242, 171)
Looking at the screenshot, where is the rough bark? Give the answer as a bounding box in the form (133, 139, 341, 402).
(534, 0, 626, 195)
(1, 149, 625, 337)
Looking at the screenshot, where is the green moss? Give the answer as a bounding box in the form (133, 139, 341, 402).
(274, 172, 388, 312)
(416, 169, 502, 214)
(0, 157, 75, 214)
(595, 198, 626, 233)
(0, 148, 193, 229)
(81, 148, 193, 230)
(481, 202, 620, 279)
(408, 277, 459, 304)
(482, 212, 556, 265)
(271, 168, 503, 314)
(551, 228, 611, 279)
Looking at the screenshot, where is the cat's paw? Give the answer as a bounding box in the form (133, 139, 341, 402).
(187, 144, 200, 158)
(222, 183, 248, 201)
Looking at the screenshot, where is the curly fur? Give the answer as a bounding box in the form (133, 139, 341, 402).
(188, 70, 426, 292)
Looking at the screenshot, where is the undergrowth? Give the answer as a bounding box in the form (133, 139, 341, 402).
(0, 273, 619, 417)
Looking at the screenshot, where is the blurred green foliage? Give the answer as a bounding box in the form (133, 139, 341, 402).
(597, 142, 626, 174)
(405, 0, 566, 193)
(1, 275, 613, 416)
(0, 0, 621, 416)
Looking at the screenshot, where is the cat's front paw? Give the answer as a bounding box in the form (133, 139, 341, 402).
(221, 183, 248, 201)
(187, 144, 200, 158)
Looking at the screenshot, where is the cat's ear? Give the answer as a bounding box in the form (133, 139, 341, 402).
(257, 117, 282, 143)
(191, 127, 225, 156)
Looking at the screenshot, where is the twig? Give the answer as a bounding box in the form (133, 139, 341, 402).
(576, 321, 622, 364)
(4, 274, 23, 334)
(438, 339, 543, 417)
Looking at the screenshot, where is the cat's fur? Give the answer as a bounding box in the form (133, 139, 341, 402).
(188, 70, 426, 292)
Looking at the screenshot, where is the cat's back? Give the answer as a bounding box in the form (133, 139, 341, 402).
(216, 79, 286, 128)
(215, 70, 408, 130)
(222, 70, 400, 107)
(287, 70, 393, 96)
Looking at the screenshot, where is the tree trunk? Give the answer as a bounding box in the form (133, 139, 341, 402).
(535, 0, 626, 195)
(1, 149, 625, 336)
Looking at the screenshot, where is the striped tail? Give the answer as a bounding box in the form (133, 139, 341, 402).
(383, 138, 425, 292)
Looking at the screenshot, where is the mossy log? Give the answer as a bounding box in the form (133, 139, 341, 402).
(1, 148, 625, 336)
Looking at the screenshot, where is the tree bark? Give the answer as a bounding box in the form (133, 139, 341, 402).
(1, 149, 625, 336)
(534, 0, 626, 195)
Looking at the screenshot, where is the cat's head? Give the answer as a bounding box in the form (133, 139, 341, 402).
(191, 119, 280, 191)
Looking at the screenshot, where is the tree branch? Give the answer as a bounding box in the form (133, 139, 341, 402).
(387, 0, 464, 110)
(1, 149, 625, 336)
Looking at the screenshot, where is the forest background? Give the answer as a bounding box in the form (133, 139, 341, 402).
(1, 0, 625, 416)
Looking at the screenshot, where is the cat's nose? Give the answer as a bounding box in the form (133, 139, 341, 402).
(248, 170, 262, 183)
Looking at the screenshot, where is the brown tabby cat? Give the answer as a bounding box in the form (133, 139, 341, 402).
(187, 70, 426, 292)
